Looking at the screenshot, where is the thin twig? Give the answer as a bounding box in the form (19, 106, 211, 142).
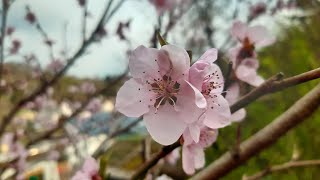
(192, 83, 320, 179)
(130, 68, 320, 179)
(243, 159, 320, 180)
(0, 0, 120, 136)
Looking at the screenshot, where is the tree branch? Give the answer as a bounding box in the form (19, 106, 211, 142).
(191, 83, 320, 179)
(130, 68, 320, 180)
(243, 159, 320, 180)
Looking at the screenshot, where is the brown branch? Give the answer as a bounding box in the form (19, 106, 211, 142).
(92, 117, 142, 158)
(131, 141, 181, 180)
(0, 0, 119, 136)
(231, 68, 320, 113)
(243, 159, 320, 180)
(130, 68, 320, 180)
(191, 83, 320, 180)
(26, 73, 126, 147)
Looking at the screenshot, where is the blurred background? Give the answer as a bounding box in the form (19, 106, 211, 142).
(0, 0, 319, 179)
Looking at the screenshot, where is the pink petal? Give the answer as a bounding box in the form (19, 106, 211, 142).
(250, 75, 264, 87)
(205, 63, 224, 94)
(231, 21, 248, 41)
(161, 45, 190, 80)
(83, 157, 99, 175)
(182, 145, 195, 175)
(129, 45, 162, 80)
(183, 128, 194, 146)
(189, 61, 210, 91)
(197, 48, 218, 64)
(203, 94, 231, 129)
(225, 82, 240, 105)
(193, 145, 205, 169)
(144, 103, 187, 145)
(247, 26, 275, 48)
(189, 124, 201, 143)
(235, 58, 261, 86)
(115, 79, 154, 117)
(227, 47, 241, 68)
(175, 81, 206, 124)
(198, 128, 219, 148)
(231, 108, 246, 122)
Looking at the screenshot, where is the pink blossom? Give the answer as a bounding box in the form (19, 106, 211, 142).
(72, 157, 101, 180)
(81, 82, 96, 94)
(225, 82, 246, 122)
(86, 98, 102, 113)
(47, 59, 64, 73)
(150, 0, 175, 15)
(249, 2, 267, 20)
(228, 21, 275, 86)
(116, 45, 207, 145)
(182, 127, 218, 175)
(188, 48, 231, 140)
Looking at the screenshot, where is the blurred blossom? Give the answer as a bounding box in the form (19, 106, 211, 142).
(10, 39, 21, 54)
(60, 101, 73, 116)
(228, 20, 275, 87)
(48, 150, 60, 161)
(68, 85, 79, 93)
(71, 157, 101, 180)
(47, 59, 64, 73)
(77, 0, 86, 7)
(149, 0, 176, 15)
(156, 174, 173, 180)
(25, 7, 36, 24)
(6, 26, 15, 36)
(249, 2, 267, 20)
(81, 82, 96, 94)
(86, 97, 102, 113)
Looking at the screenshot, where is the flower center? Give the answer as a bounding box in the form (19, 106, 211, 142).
(201, 70, 222, 96)
(237, 37, 255, 61)
(147, 75, 180, 111)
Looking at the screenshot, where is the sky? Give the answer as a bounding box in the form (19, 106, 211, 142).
(3, 0, 159, 78)
(1, 0, 294, 79)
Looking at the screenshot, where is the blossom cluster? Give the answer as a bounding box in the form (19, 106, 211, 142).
(114, 20, 274, 175)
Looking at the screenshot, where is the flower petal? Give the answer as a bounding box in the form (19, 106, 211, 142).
(175, 81, 206, 124)
(189, 124, 201, 143)
(225, 82, 240, 105)
(193, 146, 205, 169)
(189, 61, 210, 91)
(144, 103, 187, 145)
(182, 145, 195, 175)
(231, 108, 246, 122)
(161, 45, 190, 80)
(115, 79, 154, 117)
(198, 48, 218, 64)
(203, 94, 231, 129)
(129, 45, 162, 80)
(231, 21, 248, 41)
(247, 26, 275, 48)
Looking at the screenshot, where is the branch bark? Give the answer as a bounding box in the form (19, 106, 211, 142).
(243, 159, 320, 180)
(191, 83, 320, 180)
